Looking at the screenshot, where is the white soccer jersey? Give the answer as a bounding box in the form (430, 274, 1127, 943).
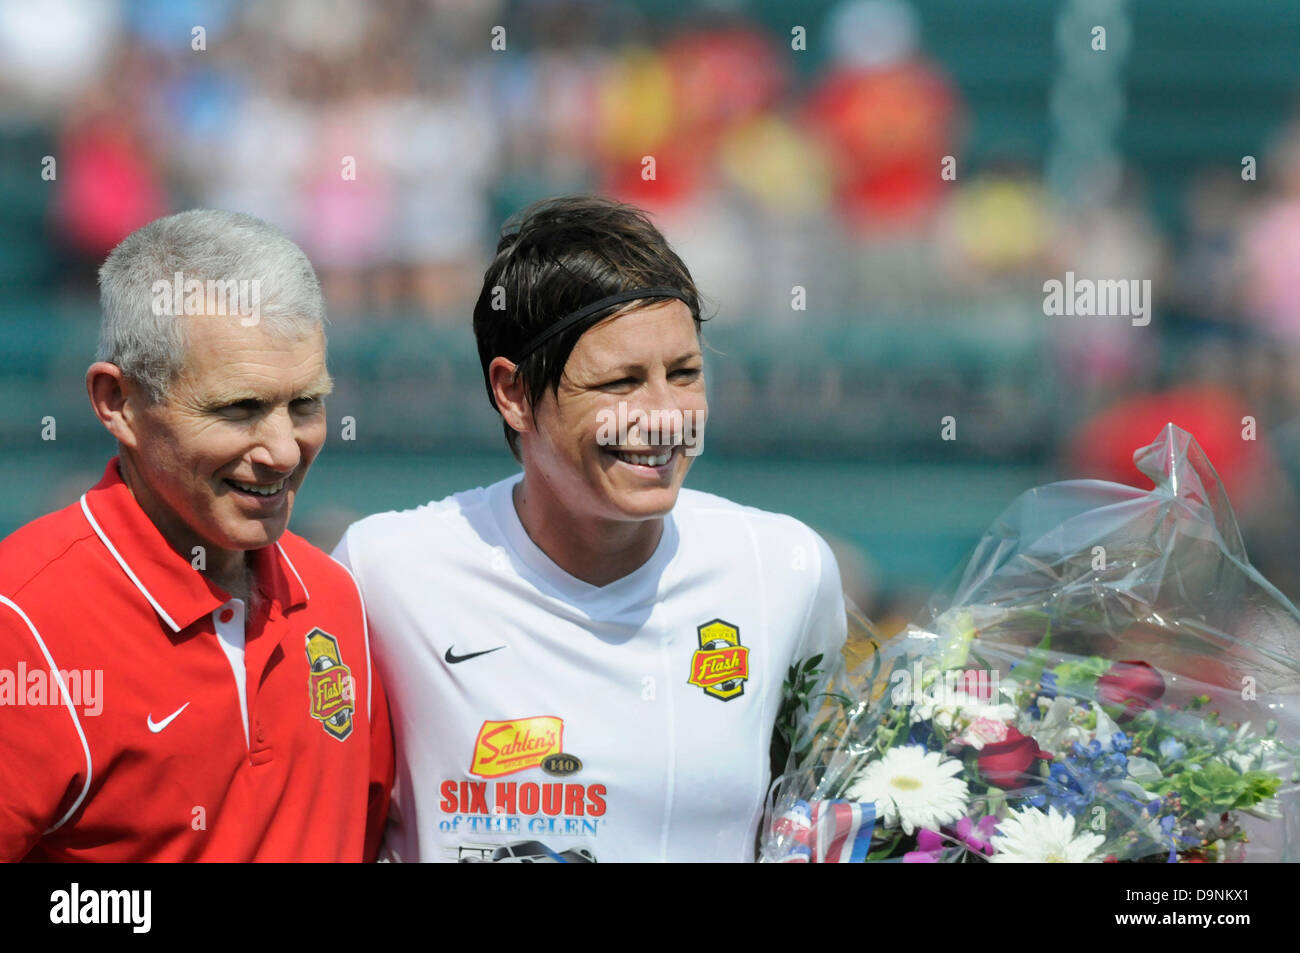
(333, 473, 846, 863)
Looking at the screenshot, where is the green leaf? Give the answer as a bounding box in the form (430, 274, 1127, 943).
(867, 642, 882, 686)
(1008, 619, 1053, 688)
(1232, 771, 1282, 809)
(1052, 655, 1110, 696)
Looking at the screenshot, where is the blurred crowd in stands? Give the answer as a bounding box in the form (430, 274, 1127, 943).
(4, 0, 1300, 604)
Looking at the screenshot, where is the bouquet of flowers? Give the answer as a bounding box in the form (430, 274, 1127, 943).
(764, 425, 1300, 862)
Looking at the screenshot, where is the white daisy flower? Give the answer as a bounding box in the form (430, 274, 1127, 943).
(989, 806, 1106, 863)
(845, 746, 969, 835)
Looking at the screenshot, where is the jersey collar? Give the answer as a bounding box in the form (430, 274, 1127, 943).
(489, 472, 679, 612)
(79, 457, 309, 632)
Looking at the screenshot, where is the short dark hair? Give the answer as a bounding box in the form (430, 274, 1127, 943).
(473, 195, 705, 461)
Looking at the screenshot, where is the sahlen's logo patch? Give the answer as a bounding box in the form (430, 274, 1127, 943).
(688, 619, 749, 701)
(305, 628, 354, 741)
(470, 716, 564, 778)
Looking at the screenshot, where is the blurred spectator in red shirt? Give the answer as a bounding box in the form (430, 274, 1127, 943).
(597, 23, 788, 213)
(805, 0, 961, 236)
(1065, 385, 1282, 522)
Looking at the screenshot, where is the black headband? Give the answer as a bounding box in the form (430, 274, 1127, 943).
(514, 286, 690, 363)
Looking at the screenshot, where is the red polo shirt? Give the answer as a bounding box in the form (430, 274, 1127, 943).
(0, 459, 393, 861)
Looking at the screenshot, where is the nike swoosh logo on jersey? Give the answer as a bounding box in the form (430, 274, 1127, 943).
(147, 702, 190, 733)
(444, 645, 505, 664)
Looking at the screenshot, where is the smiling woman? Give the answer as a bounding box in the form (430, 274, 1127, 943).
(474, 197, 708, 586)
(493, 298, 706, 585)
(335, 195, 850, 864)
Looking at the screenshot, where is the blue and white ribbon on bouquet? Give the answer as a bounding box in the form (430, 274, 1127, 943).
(774, 799, 877, 863)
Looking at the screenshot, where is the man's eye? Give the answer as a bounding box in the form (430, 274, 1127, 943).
(218, 400, 261, 417)
(601, 378, 637, 390)
(292, 396, 321, 411)
(673, 367, 702, 381)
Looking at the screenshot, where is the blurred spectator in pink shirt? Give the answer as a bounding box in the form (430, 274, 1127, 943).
(1240, 126, 1300, 344)
(54, 98, 169, 260)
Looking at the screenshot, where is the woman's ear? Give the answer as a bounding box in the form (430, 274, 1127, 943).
(488, 357, 532, 439)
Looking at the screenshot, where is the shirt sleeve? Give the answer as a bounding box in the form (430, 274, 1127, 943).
(332, 526, 394, 862)
(364, 662, 395, 863)
(330, 528, 355, 575)
(768, 529, 848, 786)
(793, 529, 848, 671)
(0, 599, 92, 861)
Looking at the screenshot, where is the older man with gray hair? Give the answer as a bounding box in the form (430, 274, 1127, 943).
(0, 210, 393, 861)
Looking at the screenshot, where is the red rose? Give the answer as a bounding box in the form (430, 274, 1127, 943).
(978, 727, 1044, 789)
(1097, 660, 1165, 722)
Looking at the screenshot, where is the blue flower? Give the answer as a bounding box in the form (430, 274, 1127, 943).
(1160, 814, 1177, 863)
(1158, 737, 1187, 761)
(1067, 739, 1103, 764)
(1039, 671, 1059, 699)
(1042, 758, 1095, 816)
(1110, 731, 1132, 753)
(1113, 790, 1146, 814)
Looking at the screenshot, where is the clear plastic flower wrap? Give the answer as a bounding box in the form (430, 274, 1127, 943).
(763, 424, 1300, 863)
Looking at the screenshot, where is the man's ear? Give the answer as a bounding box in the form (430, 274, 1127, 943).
(86, 362, 146, 449)
(488, 357, 532, 440)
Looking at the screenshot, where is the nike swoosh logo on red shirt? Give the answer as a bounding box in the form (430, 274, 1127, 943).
(444, 645, 505, 664)
(147, 702, 190, 733)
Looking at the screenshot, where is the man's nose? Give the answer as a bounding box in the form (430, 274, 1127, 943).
(248, 406, 302, 473)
